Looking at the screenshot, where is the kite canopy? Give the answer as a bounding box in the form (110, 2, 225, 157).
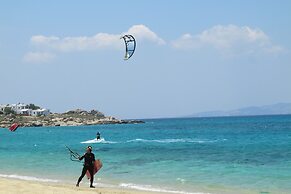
(121, 34, 136, 60)
(9, 123, 19, 132)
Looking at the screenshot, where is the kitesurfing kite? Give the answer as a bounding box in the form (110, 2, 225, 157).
(9, 123, 19, 132)
(121, 34, 136, 60)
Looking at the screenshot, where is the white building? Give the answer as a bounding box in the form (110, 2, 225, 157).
(31, 109, 50, 116)
(11, 103, 28, 114)
(0, 103, 50, 116)
(0, 104, 7, 112)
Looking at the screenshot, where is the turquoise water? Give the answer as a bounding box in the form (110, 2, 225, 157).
(1, 115, 291, 194)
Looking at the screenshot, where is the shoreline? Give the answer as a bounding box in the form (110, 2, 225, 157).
(1, 116, 290, 194)
(1, 176, 277, 194)
(0, 176, 210, 194)
(0, 177, 166, 194)
(0, 173, 208, 194)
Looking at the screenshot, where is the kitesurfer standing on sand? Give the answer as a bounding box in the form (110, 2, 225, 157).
(76, 146, 95, 188)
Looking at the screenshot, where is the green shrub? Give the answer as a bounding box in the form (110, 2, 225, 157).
(4, 107, 16, 115)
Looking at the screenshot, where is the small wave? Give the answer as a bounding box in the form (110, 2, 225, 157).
(80, 138, 118, 144)
(80, 138, 227, 144)
(126, 138, 226, 144)
(176, 177, 186, 183)
(0, 174, 59, 183)
(119, 183, 211, 194)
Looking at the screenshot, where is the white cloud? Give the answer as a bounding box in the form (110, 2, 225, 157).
(172, 25, 284, 56)
(31, 35, 60, 44)
(30, 34, 121, 52)
(126, 24, 165, 45)
(25, 24, 282, 62)
(30, 24, 164, 52)
(23, 52, 55, 63)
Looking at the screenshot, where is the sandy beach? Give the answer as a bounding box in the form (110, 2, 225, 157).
(0, 178, 162, 194)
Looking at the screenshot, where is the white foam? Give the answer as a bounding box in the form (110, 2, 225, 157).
(0, 174, 211, 194)
(80, 138, 117, 144)
(176, 178, 186, 183)
(119, 183, 211, 194)
(126, 138, 227, 144)
(127, 138, 187, 143)
(0, 174, 59, 183)
(80, 138, 227, 144)
(80, 138, 226, 144)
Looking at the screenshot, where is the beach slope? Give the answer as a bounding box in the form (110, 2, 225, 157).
(0, 178, 161, 194)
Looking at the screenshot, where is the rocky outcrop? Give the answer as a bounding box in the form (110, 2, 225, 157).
(0, 110, 144, 128)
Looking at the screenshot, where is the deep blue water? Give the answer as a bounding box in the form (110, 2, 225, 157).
(1, 115, 291, 194)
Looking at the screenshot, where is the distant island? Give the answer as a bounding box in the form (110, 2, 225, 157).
(188, 103, 291, 118)
(0, 103, 143, 128)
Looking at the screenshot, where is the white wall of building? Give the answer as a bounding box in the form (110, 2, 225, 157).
(0, 103, 50, 116)
(31, 109, 50, 116)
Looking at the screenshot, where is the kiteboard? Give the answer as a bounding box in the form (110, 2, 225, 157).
(86, 159, 102, 179)
(9, 123, 19, 132)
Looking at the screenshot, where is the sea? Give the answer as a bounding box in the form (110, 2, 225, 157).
(1, 115, 291, 194)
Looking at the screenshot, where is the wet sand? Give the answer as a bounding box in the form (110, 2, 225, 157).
(0, 178, 162, 194)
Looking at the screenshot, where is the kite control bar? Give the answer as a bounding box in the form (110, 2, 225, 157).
(65, 145, 81, 162)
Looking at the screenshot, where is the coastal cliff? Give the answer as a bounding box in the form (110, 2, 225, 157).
(0, 109, 143, 128)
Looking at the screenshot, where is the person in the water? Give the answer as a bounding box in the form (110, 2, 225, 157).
(96, 132, 101, 140)
(76, 146, 95, 188)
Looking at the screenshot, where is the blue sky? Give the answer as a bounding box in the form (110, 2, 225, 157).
(1, 0, 291, 119)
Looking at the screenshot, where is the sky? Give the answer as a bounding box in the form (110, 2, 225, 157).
(0, 0, 291, 119)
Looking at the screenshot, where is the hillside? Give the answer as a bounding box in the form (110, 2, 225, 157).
(188, 103, 291, 118)
(0, 109, 143, 128)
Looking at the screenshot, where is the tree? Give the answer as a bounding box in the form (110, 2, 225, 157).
(4, 107, 16, 115)
(26, 104, 40, 110)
